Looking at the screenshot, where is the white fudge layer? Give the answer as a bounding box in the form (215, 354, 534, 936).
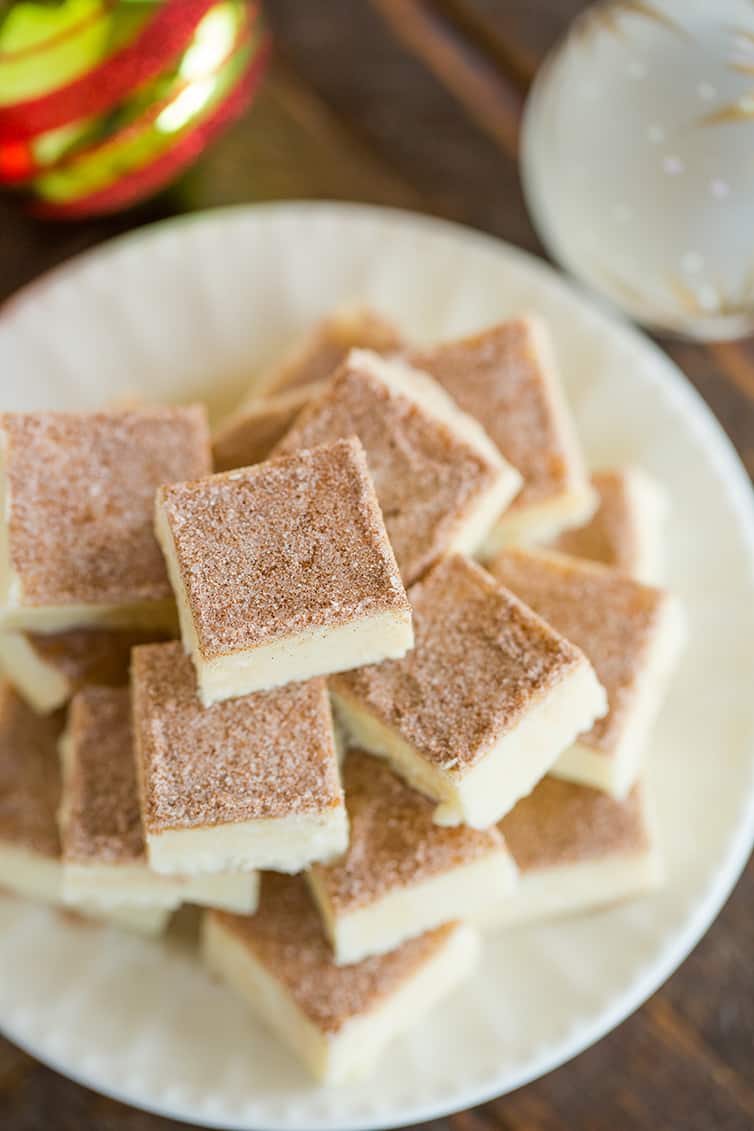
(0, 631, 71, 714)
(146, 808, 349, 876)
(480, 850, 662, 930)
(0, 841, 62, 904)
(62, 860, 259, 914)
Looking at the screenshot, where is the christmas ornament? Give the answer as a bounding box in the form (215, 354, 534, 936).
(0, 0, 271, 217)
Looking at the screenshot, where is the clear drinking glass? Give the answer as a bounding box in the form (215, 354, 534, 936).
(522, 0, 754, 339)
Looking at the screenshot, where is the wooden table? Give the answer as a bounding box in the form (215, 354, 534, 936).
(1, 3, 753, 1129)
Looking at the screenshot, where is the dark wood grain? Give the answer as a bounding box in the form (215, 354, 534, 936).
(1, 2, 753, 1129)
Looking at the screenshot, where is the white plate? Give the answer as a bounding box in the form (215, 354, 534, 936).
(1, 203, 753, 1131)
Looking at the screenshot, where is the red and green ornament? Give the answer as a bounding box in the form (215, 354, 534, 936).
(0, 0, 271, 217)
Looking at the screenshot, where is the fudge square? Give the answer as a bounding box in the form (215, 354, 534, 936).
(202, 873, 479, 1084)
(330, 555, 607, 829)
(408, 317, 595, 552)
(0, 625, 171, 715)
(254, 305, 403, 398)
(132, 642, 348, 875)
(486, 777, 660, 928)
(212, 384, 322, 472)
(155, 437, 413, 707)
(0, 407, 211, 632)
(0, 683, 66, 904)
(490, 548, 684, 798)
(551, 467, 667, 585)
(60, 687, 258, 914)
(307, 748, 516, 964)
(274, 350, 522, 584)
(0, 684, 172, 934)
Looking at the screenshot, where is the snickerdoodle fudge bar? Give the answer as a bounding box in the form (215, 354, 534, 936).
(307, 748, 515, 964)
(408, 317, 595, 551)
(59, 687, 258, 913)
(330, 555, 606, 828)
(212, 384, 324, 472)
(155, 437, 413, 706)
(551, 467, 667, 584)
(490, 548, 683, 797)
(0, 625, 170, 714)
(274, 350, 522, 583)
(0, 683, 170, 934)
(0, 683, 66, 904)
(202, 873, 479, 1083)
(253, 305, 403, 398)
(0, 407, 211, 632)
(487, 776, 660, 927)
(132, 643, 348, 875)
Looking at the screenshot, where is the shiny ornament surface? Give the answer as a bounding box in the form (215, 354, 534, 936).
(523, 0, 754, 338)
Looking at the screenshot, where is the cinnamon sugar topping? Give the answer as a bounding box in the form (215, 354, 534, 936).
(330, 555, 582, 773)
(409, 318, 587, 510)
(552, 470, 640, 572)
(132, 643, 343, 832)
(490, 548, 670, 755)
(1, 407, 211, 607)
(260, 307, 403, 396)
(213, 385, 322, 472)
(274, 353, 505, 583)
(157, 437, 409, 660)
(211, 873, 457, 1033)
(0, 684, 64, 857)
(310, 749, 505, 913)
(62, 687, 144, 864)
(499, 776, 650, 871)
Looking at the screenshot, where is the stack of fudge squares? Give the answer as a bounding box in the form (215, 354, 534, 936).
(0, 306, 684, 1084)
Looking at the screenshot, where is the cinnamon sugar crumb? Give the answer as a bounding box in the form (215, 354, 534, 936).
(132, 642, 343, 832)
